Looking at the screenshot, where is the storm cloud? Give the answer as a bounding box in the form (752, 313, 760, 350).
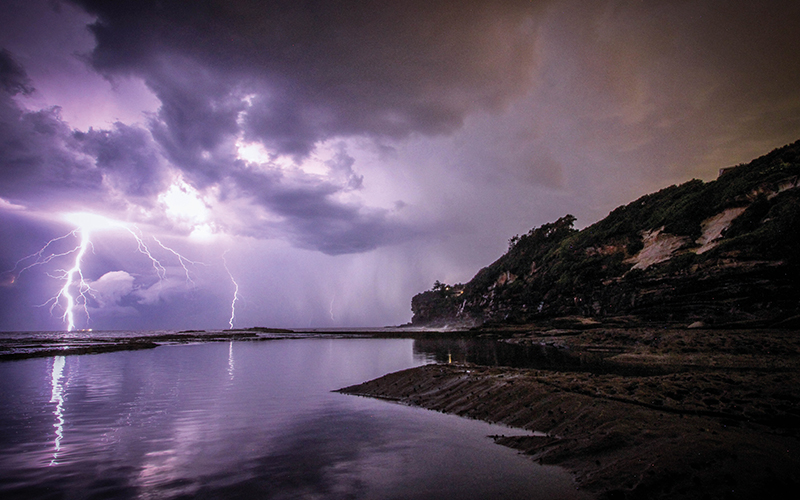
(0, 97, 100, 207)
(0, 44, 415, 253)
(1, 0, 799, 330)
(56, 0, 547, 252)
(74, 0, 541, 153)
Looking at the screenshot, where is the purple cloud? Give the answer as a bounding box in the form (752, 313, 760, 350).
(0, 45, 418, 254)
(72, 0, 541, 155)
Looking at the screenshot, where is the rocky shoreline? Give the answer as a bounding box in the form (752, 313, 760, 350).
(339, 326, 800, 499)
(0, 330, 289, 361)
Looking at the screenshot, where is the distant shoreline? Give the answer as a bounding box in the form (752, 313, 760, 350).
(0, 327, 472, 361)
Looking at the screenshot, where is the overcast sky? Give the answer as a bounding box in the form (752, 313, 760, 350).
(1, 0, 799, 331)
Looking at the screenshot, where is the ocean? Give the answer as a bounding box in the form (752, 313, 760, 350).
(0, 333, 585, 499)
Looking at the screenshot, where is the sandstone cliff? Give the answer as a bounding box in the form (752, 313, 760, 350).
(412, 140, 800, 328)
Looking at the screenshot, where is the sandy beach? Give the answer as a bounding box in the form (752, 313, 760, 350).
(339, 326, 800, 499)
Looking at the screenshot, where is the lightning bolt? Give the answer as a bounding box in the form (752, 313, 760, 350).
(153, 236, 202, 286)
(123, 226, 167, 281)
(3, 230, 79, 283)
(3, 228, 95, 331)
(5, 213, 206, 331)
(54, 228, 92, 331)
(222, 251, 240, 330)
(123, 229, 204, 296)
(329, 295, 336, 322)
(32, 228, 95, 332)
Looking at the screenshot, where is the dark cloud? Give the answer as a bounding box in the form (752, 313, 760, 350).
(0, 84, 101, 206)
(0, 45, 413, 254)
(66, 0, 800, 195)
(227, 163, 414, 254)
(144, 58, 244, 185)
(0, 48, 35, 96)
(6, 0, 800, 255)
(55, 0, 547, 254)
(0, 51, 166, 210)
(75, 123, 170, 199)
(69, 0, 543, 157)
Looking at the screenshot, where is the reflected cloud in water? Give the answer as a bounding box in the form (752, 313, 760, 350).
(196, 408, 392, 499)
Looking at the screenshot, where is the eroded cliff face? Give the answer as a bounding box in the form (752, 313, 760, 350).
(410, 284, 474, 327)
(412, 140, 800, 327)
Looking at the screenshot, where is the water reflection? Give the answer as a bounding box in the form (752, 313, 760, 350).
(414, 337, 637, 374)
(0, 340, 585, 499)
(228, 341, 235, 380)
(49, 356, 66, 466)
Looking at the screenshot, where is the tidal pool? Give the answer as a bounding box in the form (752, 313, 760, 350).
(0, 338, 585, 499)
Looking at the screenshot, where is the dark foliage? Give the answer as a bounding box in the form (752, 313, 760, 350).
(412, 139, 800, 326)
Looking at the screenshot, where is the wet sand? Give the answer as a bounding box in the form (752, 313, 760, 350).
(339, 327, 800, 499)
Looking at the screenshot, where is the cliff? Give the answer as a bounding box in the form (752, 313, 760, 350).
(412, 140, 800, 328)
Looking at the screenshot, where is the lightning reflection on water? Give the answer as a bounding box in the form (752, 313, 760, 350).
(49, 356, 66, 466)
(228, 341, 235, 380)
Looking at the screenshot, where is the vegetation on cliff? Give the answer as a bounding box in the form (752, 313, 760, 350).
(412, 140, 800, 327)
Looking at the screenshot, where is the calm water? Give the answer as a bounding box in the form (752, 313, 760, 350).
(0, 338, 584, 499)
